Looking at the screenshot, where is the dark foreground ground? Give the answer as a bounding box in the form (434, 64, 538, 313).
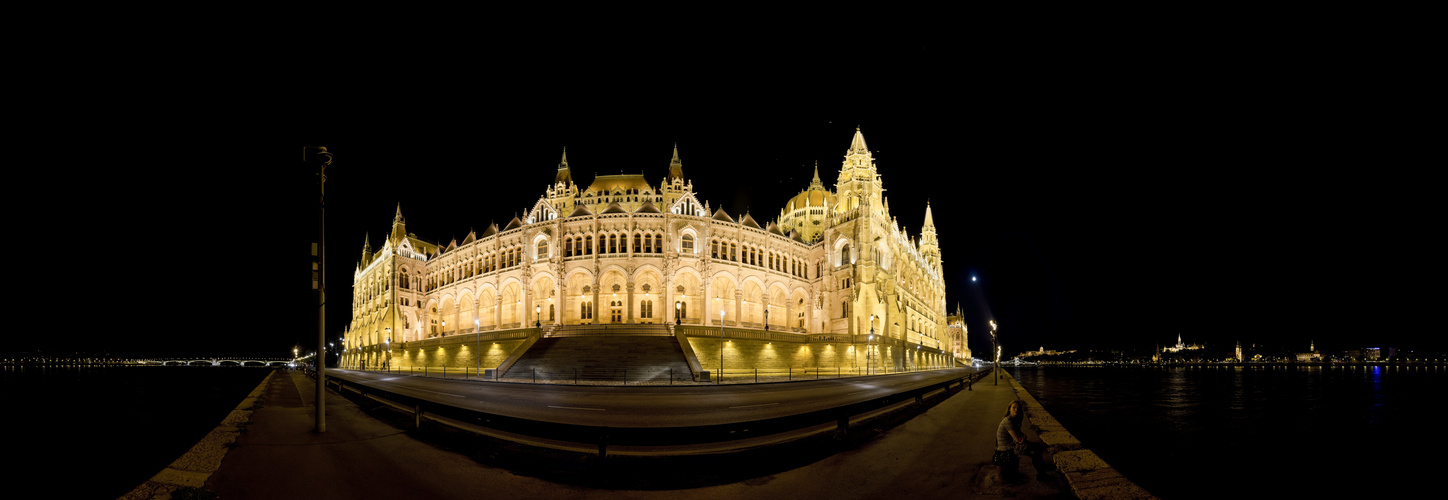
(139, 370, 1071, 499)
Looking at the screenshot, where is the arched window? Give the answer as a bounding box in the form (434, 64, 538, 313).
(839, 243, 851, 266)
(537, 239, 549, 260)
(682, 234, 694, 254)
(634, 233, 642, 253)
(710, 239, 717, 258)
(609, 235, 617, 254)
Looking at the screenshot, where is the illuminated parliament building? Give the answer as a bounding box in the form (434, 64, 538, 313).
(344, 129, 966, 373)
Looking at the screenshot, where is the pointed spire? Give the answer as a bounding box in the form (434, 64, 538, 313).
(810, 161, 822, 187)
(668, 143, 684, 180)
(923, 201, 935, 228)
(555, 147, 572, 185)
(848, 127, 869, 155)
(390, 204, 407, 243)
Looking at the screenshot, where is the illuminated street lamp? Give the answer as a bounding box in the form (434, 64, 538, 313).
(475, 318, 481, 377)
(385, 327, 392, 372)
(535, 305, 541, 328)
(989, 320, 999, 386)
(719, 308, 726, 384)
(868, 314, 876, 375)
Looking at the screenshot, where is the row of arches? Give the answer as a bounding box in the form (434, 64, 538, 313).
(710, 239, 810, 279)
(562, 232, 681, 257)
(403, 265, 817, 339)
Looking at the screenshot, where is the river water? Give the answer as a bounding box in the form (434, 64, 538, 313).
(2, 366, 273, 499)
(1011, 365, 1440, 499)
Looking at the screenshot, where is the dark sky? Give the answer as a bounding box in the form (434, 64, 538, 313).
(37, 33, 1436, 359)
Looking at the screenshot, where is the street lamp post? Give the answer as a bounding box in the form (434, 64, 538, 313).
(868, 314, 875, 375)
(719, 309, 726, 384)
(475, 318, 481, 378)
(384, 327, 391, 373)
(536, 305, 541, 328)
(764, 306, 769, 331)
(990, 320, 999, 385)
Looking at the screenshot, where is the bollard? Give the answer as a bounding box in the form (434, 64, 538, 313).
(415, 404, 423, 428)
(598, 428, 609, 459)
(837, 415, 850, 438)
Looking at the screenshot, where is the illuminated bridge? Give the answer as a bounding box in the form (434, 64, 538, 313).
(136, 358, 295, 367)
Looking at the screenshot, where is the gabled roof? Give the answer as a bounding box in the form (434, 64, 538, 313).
(766, 221, 784, 236)
(740, 213, 762, 229)
(479, 223, 498, 238)
(600, 201, 628, 214)
(461, 230, 476, 245)
(636, 200, 661, 214)
(567, 204, 594, 218)
(711, 208, 735, 223)
(503, 217, 524, 231)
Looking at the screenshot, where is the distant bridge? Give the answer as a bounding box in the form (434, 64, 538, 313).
(135, 358, 294, 367)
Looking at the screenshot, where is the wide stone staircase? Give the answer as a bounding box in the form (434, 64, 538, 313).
(502, 327, 694, 384)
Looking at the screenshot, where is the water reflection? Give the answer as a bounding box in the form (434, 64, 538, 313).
(1012, 366, 1439, 499)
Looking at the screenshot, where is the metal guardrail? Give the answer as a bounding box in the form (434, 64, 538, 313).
(314, 368, 990, 457)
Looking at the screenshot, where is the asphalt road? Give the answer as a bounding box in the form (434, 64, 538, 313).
(329, 368, 978, 428)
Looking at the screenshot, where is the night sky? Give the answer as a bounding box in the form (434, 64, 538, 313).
(37, 33, 1435, 359)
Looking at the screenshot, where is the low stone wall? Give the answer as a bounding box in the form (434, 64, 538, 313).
(395, 335, 530, 374)
(683, 337, 954, 375)
(1003, 372, 1157, 500)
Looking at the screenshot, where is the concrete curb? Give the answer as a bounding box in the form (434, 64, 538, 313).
(120, 371, 274, 500)
(1002, 371, 1158, 500)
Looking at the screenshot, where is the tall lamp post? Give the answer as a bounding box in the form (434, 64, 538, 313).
(384, 327, 392, 373)
(475, 318, 481, 378)
(719, 308, 726, 384)
(864, 314, 872, 375)
(989, 320, 999, 385)
(305, 145, 330, 433)
(536, 305, 541, 328)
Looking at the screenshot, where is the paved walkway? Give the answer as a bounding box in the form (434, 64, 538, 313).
(195, 370, 1068, 499)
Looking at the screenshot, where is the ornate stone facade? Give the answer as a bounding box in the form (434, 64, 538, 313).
(344, 129, 951, 369)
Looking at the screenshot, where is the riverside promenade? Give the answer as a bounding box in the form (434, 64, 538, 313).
(126, 369, 1098, 499)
